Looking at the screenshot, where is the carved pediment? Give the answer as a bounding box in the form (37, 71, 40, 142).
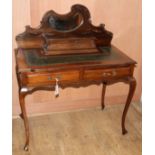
(16, 4, 113, 55)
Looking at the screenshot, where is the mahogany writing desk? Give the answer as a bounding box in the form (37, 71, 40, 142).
(15, 4, 137, 151)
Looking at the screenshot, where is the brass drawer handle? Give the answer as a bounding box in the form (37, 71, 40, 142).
(102, 70, 117, 77)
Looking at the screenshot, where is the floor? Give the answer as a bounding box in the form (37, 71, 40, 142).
(12, 103, 142, 155)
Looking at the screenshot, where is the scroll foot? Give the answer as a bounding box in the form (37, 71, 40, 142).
(122, 128, 128, 135)
(24, 144, 29, 151)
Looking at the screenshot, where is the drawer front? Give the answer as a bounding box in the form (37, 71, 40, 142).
(23, 70, 80, 86)
(84, 67, 131, 80)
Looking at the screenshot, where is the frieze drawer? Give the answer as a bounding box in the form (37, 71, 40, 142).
(21, 70, 80, 86)
(84, 67, 131, 80)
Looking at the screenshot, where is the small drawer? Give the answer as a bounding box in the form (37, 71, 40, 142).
(22, 70, 80, 86)
(84, 67, 131, 80)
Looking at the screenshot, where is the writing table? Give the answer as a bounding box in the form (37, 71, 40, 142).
(15, 4, 137, 151)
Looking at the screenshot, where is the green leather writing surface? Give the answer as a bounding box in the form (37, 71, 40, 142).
(23, 47, 120, 67)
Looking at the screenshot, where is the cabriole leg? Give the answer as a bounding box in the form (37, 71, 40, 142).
(19, 89, 29, 151)
(122, 77, 136, 135)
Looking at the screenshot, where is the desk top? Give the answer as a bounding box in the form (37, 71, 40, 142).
(16, 45, 136, 72)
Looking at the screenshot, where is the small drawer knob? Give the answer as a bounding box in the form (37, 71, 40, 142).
(102, 70, 117, 77)
(102, 72, 111, 76)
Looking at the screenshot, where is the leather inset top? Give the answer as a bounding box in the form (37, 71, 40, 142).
(23, 46, 120, 67)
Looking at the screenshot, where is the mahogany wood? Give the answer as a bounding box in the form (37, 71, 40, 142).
(15, 4, 137, 151)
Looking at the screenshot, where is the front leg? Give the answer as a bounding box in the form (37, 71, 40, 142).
(101, 82, 107, 110)
(122, 77, 136, 135)
(19, 88, 29, 151)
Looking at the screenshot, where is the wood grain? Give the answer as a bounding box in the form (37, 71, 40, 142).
(22, 70, 80, 86)
(84, 67, 131, 80)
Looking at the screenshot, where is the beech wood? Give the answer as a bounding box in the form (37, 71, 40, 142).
(15, 4, 137, 151)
